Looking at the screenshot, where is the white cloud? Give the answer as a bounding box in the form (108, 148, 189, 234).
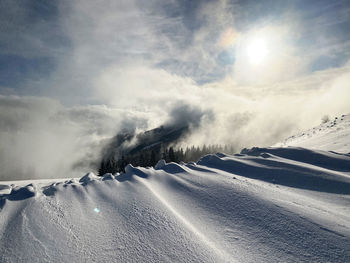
(181, 62, 350, 149)
(0, 95, 150, 180)
(233, 24, 308, 85)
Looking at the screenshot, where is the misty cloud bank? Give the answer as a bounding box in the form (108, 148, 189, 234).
(0, 95, 150, 181)
(1, 64, 350, 181)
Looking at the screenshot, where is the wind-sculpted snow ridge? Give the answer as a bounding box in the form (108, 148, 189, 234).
(1, 147, 350, 262)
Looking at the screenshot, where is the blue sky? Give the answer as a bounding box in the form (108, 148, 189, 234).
(1, 0, 350, 103)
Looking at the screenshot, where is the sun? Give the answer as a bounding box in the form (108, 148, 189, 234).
(246, 38, 268, 65)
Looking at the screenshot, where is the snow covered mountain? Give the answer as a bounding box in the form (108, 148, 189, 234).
(0, 116, 350, 262)
(276, 114, 350, 153)
(102, 124, 189, 159)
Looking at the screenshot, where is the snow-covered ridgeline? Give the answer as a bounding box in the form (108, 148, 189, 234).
(276, 114, 350, 153)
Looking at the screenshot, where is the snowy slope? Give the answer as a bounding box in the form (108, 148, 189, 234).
(1, 147, 350, 262)
(276, 114, 350, 153)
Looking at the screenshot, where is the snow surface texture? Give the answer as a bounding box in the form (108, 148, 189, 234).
(276, 114, 350, 153)
(1, 147, 350, 262)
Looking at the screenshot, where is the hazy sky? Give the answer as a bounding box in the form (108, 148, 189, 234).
(1, 0, 350, 180)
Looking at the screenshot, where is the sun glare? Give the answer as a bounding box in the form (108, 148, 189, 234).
(247, 38, 268, 65)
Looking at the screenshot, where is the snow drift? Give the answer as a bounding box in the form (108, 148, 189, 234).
(1, 146, 350, 262)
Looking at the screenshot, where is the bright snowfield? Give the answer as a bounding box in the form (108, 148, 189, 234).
(276, 114, 350, 153)
(1, 118, 350, 262)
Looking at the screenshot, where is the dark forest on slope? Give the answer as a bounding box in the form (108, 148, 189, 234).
(98, 144, 236, 175)
(97, 124, 236, 176)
